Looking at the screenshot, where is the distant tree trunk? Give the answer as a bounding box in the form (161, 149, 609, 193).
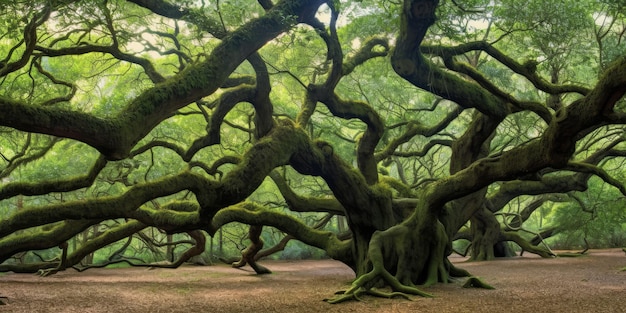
(209, 235, 214, 260)
(219, 228, 223, 256)
(336, 215, 346, 233)
(166, 234, 174, 262)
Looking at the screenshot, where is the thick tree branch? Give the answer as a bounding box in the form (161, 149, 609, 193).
(0, 155, 107, 200)
(210, 202, 352, 263)
(375, 107, 460, 162)
(392, 0, 510, 118)
(269, 171, 345, 215)
(428, 56, 626, 210)
(0, 0, 325, 160)
(0, 220, 99, 263)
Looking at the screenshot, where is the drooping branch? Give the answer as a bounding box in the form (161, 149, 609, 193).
(77, 229, 208, 271)
(318, 93, 385, 184)
(502, 231, 554, 258)
(0, 219, 100, 263)
(146, 230, 206, 268)
(36, 220, 148, 276)
(565, 161, 626, 196)
(503, 195, 568, 230)
(209, 202, 352, 263)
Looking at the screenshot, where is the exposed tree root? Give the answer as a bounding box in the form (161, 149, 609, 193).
(463, 276, 495, 289)
(325, 225, 437, 304)
(36, 267, 60, 277)
(447, 261, 471, 278)
(557, 252, 588, 258)
(324, 286, 420, 304)
(36, 242, 68, 277)
(323, 252, 435, 303)
(231, 225, 272, 274)
(504, 231, 555, 258)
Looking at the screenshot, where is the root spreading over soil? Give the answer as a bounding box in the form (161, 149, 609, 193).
(0, 249, 624, 313)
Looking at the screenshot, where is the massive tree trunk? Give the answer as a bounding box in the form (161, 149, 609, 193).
(1, 0, 625, 305)
(323, 0, 626, 301)
(468, 207, 515, 260)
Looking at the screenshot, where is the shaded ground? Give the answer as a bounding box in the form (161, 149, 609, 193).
(0, 249, 624, 313)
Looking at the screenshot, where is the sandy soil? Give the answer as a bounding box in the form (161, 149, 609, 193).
(0, 249, 625, 313)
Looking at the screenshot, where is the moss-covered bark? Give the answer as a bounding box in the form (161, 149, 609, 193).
(231, 225, 272, 274)
(1, 0, 625, 305)
(0, 0, 325, 160)
(468, 208, 514, 261)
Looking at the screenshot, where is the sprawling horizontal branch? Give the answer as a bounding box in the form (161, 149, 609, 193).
(427, 55, 626, 211)
(210, 202, 352, 263)
(0, 219, 99, 263)
(0, 155, 107, 200)
(0, 122, 308, 240)
(0, 0, 324, 160)
(484, 135, 626, 213)
(269, 171, 345, 215)
(421, 41, 590, 96)
(0, 173, 204, 237)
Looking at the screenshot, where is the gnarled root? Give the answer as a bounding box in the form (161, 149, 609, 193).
(324, 267, 433, 304)
(463, 276, 495, 289)
(325, 226, 435, 304)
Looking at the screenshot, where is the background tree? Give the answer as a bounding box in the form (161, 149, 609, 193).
(0, 0, 625, 303)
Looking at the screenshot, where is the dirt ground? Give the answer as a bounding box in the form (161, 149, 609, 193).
(0, 249, 625, 313)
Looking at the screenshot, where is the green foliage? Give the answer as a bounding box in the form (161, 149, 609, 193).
(281, 240, 327, 259)
(0, 0, 625, 288)
(546, 178, 626, 249)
